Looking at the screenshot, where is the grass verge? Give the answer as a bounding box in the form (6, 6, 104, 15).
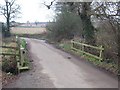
(58, 41, 118, 75)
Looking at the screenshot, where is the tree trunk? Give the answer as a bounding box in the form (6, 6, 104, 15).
(78, 2, 96, 45)
(81, 13, 96, 45)
(5, 2, 11, 37)
(5, 17, 10, 37)
(117, 25, 120, 74)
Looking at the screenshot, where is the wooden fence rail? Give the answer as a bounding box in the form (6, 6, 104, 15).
(71, 40, 104, 61)
(0, 53, 19, 56)
(0, 46, 17, 49)
(0, 42, 18, 56)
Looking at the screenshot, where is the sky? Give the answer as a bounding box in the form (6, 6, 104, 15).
(0, 0, 118, 23)
(0, 0, 56, 23)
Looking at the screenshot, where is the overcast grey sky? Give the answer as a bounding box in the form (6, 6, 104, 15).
(0, 0, 118, 23)
(0, 0, 56, 23)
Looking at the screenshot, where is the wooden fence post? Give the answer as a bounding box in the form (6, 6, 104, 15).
(73, 40, 74, 48)
(71, 40, 72, 48)
(99, 45, 103, 61)
(20, 47, 24, 66)
(81, 44, 84, 55)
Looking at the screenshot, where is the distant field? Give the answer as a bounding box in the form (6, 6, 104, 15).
(11, 27, 47, 35)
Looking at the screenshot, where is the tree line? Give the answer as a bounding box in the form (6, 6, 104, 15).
(46, 1, 120, 65)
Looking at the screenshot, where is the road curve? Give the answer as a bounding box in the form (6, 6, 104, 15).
(4, 38, 118, 88)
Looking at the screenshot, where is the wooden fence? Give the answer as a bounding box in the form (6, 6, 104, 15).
(0, 36, 29, 73)
(71, 40, 104, 61)
(16, 36, 29, 73)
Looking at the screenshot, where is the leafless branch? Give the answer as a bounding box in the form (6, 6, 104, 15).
(42, 0, 56, 9)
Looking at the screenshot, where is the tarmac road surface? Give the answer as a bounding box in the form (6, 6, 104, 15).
(4, 38, 118, 88)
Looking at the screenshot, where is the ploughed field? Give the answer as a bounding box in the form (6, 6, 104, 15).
(11, 27, 47, 35)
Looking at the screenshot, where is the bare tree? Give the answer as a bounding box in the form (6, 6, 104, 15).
(91, 2, 119, 33)
(43, 0, 56, 9)
(0, 0, 21, 37)
(88, 2, 120, 65)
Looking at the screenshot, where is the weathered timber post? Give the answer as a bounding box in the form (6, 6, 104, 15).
(71, 40, 73, 48)
(99, 45, 104, 61)
(81, 44, 84, 55)
(20, 47, 24, 66)
(72, 40, 74, 48)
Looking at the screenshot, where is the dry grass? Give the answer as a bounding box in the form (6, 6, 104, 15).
(11, 27, 47, 35)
